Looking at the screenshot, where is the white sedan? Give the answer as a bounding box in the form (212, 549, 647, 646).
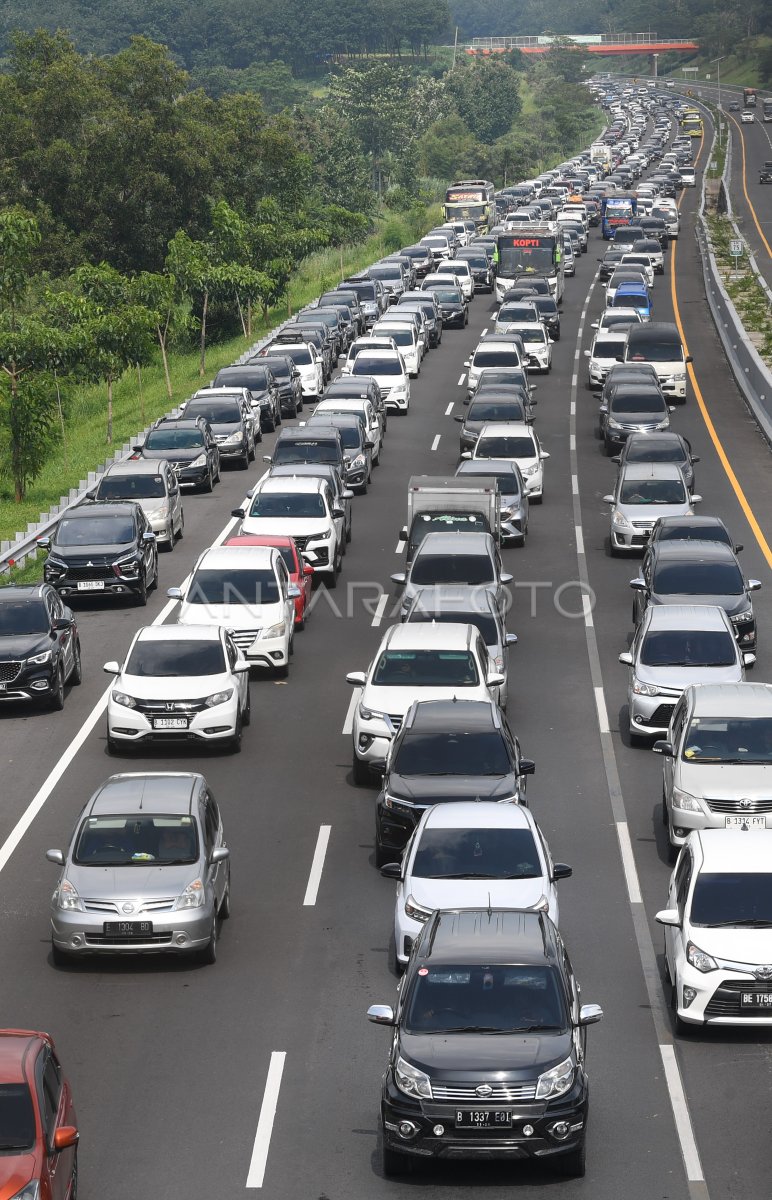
(462, 421, 549, 502)
(383, 802, 572, 968)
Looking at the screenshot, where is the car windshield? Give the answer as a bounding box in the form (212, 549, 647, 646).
(468, 400, 525, 421)
(403, 964, 567, 1034)
(353, 357, 402, 376)
(281, 347, 312, 365)
(411, 828, 541, 879)
(682, 717, 772, 764)
(474, 349, 520, 367)
(0, 601, 49, 635)
(640, 629, 736, 667)
(74, 814, 200, 866)
(98, 474, 166, 499)
(653, 561, 743, 595)
(411, 553, 494, 586)
(628, 340, 682, 362)
(410, 610, 499, 645)
(534, 298, 557, 316)
(56, 516, 134, 545)
(620, 479, 685, 505)
(432, 288, 463, 303)
(394, 730, 511, 775)
(187, 568, 280, 606)
(690, 873, 772, 926)
(626, 441, 685, 464)
(185, 402, 241, 423)
(0, 1083, 35, 1151)
(377, 328, 412, 347)
(371, 650, 479, 687)
(273, 442, 338, 465)
(594, 340, 624, 358)
(145, 428, 203, 450)
(256, 362, 287, 383)
(370, 266, 401, 280)
(125, 639, 227, 676)
(514, 329, 546, 344)
(249, 492, 326, 518)
(612, 392, 665, 414)
(477, 436, 535, 460)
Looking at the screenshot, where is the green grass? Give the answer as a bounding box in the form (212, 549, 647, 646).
(0, 202, 443, 555)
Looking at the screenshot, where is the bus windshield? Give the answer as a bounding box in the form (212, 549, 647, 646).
(497, 236, 555, 277)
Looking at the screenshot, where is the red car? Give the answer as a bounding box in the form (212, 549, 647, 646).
(225, 534, 314, 628)
(0, 1029, 78, 1200)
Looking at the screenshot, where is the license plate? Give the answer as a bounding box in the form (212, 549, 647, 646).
(725, 816, 766, 829)
(77, 580, 104, 590)
(456, 1110, 512, 1128)
(741, 991, 772, 1007)
(153, 717, 188, 730)
(103, 921, 153, 937)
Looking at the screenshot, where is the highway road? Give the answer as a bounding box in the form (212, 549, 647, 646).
(1, 105, 772, 1199)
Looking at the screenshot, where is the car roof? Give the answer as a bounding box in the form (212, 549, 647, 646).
(226, 534, 297, 551)
(419, 909, 559, 966)
(654, 515, 728, 532)
(405, 698, 499, 732)
(625, 432, 685, 450)
(381, 622, 476, 651)
(67, 502, 140, 519)
(89, 772, 204, 817)
(456, 458, 519, 479)
(421, 800, 533, 831)
(687, 682, 772, 717)
(194, 544, 276, 569)
(104, 458, 171, 476)
(652, 538, 737, 564)
(0, 584, 49, 602)
(643, 604, 731, 631)
(135, 624, 223, 643)
(413, 531, 494, 556)
(620, 462, 686, 481)
(0, 1031, 49, 1081)
(277, 426, 340, 442)
(693, 830, 772, 874)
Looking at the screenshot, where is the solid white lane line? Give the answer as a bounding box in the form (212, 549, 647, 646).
(371, 593, 389, 627)
(571, 373, 578, 388)
(569, 433, 576, 452)
(575, 524, 584, 555)
(616, 820, 643, 904)
(457, 373, 466, 386)
(303, 825, 332, 906)
(445, 402, 454, 416)
(246, 1052, 287, 1188)
(395, 539, 406, 555)
(431, 434, 441, 451)
(342, 688, 361, 735)
(659, 1045, 706, 1183)
(594, 686, 609, 733)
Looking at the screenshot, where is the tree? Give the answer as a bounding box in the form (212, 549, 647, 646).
(445, 58, 523, 142)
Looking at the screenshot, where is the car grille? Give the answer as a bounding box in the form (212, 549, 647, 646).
(432, 1082, 537, 1101)
(705, 980, 772, 1018)
(291, 536, 310, 552)
(83, 897, 177, 914)
(705, 796, 772, 815)
(62, 563, 115, 581)
(387, 713, 403, 733)
(380, 387, 391, 399)
(84, 932, 174, 946)
(631, 521, 654, 529)
(229, 630, 261, 651)
(132, 698, 211, 716)
(0, 661, 22, 683)
(649, 703, 677, 726)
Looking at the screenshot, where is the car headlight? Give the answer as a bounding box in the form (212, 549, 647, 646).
(672, 788, 701, 813)
(404, 895, 432, 923)
(9, 1183, 40, 1200)
(222, 431, 244, 446)
(632, 679, 660, 696)
(112, 691, 136, 708)
(607, 417, 623, 431)
(205, 689, 234, 708)
(395, 1055, 433, 1099)
(687, 941, 718, 973)
(358, 702, 389, 724)
(306, 530, 333, 546)
(114, 552, 140, 570)
(730, 609, 753, 625)
(349, 453, 367, 470)
(612, 509, 630, 527)
(190, 453, 208, 467)
(174, 878, 205, 909)
(383, 793, 415, 812)
(536, 1056, 575, 1100)
(44, 556, 67, 573)
(27, 649, 52, 665)
(521, 463, 539, 476)
(674, 372, 686, 382)
(261, 623, 286, 639)
(55, 879, 83, 912)
(654, 419, 669, 430)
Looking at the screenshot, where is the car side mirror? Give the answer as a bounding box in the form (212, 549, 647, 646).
(391, 573, 406, 586)
(303, 564, 314, 577)
(367, 1004, 396, 1026)
(486, 671, 506, 688)
(231, 508, 245, 518)
(748, 579, 762, 591)
(599, 404, 608, 414)
(36, 535, 51, 550)
(53, 1126, 79, 1152)
(743, 652, 756, 667)
(463, 359, 471, 367)
(454, 414, 464, 423)
(103, 661, 121, 675)
(652, 739, 674, 756)
(655, 908, 681, 928)
(618, 651, 633, 665)
(603, 494, 615, 504)
(262, 454, 272, 463)
(333, 507, 345, 519)
(46, 849, 65, 866)
(210, 846, 230, 864)
(518, 758, 536, 776)
(552, 862, 573, 882)
(690, 494, 702, 504)
(500, 572, 513, 585)
(167, 587, 183, 600)
(380, 862, 402, 880)
(233, 660, 250, 673)
(579, 1003, 603, 1026)
(629, 578, 645, 590)
(52, 617, 74, 631)
(142, 531, 156, 542)
(539, 451, 550, 460)
(288, 584, 302, 599)
(583, 349, 591, 357)
(685, 354, 693, 364)
(346, 671, 366, 687)
(505, 633, 518, 646)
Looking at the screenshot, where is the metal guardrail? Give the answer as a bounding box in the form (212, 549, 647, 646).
(694, 100, 772, 447)
(471, 33, 661, 49)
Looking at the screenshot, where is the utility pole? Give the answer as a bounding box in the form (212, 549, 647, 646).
(452, 26, 458, 69)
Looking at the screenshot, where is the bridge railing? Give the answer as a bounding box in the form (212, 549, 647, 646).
(470, 32, 660, 49)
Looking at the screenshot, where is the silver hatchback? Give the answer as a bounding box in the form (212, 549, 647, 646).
(46, 772, 230, 964)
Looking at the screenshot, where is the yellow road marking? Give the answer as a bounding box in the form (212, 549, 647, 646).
(726, 113, 772, 260)
(670, 128, 772, 568)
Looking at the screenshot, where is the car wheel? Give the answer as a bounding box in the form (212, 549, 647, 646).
(355, 479, 368, 496)
(242, 688, 251, 727)
(346, 520, 352, 544)
(276, 657, 290, 679)
(230, 713, 243, 753)
(133, 573, 148, 607)
(177, 510, 184, 540)
(49, 664, 65, 711)
(220, 874, 231, 919)
(106, 731, 121, 756)
(381, 1140, 412, 1177)
(51, 939, 72, 968)
(603, 438, 613, 456)
(150, 551, 159, 590)
(374, 840, 392, 869)
(214, 459, 222, 484)
(352, 753, 372, 786)
(241, 447, 250, 470)
(326, 554, 340, 589)
(296, 396, 304, 412)
(629, 731, 649, 747)
(262, 413, 276, 434)
(554, 1137, 586, 1178)
(70, 640, 83, 685)
(248, 437, 256, 461)
(202, 467, 214, 494)
(198, 918, 218, 965)
(165, 520, 175, 550)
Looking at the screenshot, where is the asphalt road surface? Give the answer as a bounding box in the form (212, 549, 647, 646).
(1, 108, 771, 1199)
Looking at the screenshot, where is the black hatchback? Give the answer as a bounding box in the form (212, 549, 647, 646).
(41, 502, 158, 606)
(367, 909, 602, 1177)
(0, 584, 81, 709)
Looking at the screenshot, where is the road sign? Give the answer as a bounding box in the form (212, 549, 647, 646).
(729, 239, 744, 257)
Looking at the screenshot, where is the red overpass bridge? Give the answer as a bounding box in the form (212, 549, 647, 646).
(467, 33, 698, 55)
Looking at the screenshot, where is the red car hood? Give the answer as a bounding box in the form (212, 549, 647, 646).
(0, 1151, 39, 1198)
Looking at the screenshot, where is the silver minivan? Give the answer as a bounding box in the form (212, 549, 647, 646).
(92, 458, 184, 549)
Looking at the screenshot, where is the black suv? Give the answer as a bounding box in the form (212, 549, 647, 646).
(214, 362, 286, 426)
(138, 417, 220, 491)
(181, 392, 255, 470)
(0, 584, 81, 709)
(375, 699, 533, 864)
(368, 909, 602, 1177)
(41, 502, 158, 606)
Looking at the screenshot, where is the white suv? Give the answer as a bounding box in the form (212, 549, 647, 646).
(104, 624, 250, 751)
(349, 347, 410, 413)
(584, 331, 628, 390)
(234, 476, 344, 585)
(170, 544, 299, 673)
(346, 622, 504, 779)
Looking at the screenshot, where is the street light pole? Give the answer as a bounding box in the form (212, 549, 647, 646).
(712, 55, 726, 146)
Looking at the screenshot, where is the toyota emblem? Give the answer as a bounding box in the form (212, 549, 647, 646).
(122, 903, 135, 914)
(740, 798, 753, 810)
(475, 1084, 493, 1098)
(755, 966, 772, 980)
